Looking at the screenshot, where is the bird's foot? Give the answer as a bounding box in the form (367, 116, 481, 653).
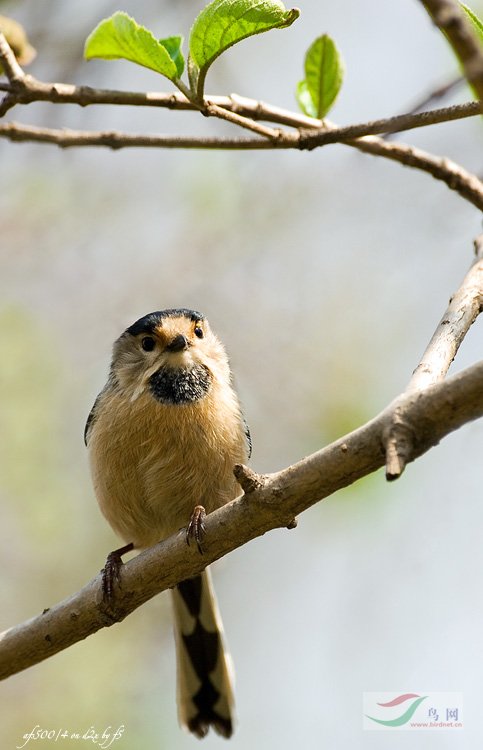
(186, 505, 206, 554)
(101, 542, 134, 603)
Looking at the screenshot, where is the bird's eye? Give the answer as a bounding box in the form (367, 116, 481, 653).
(194, 325, 204, 339)
(141, 336, 156, 352)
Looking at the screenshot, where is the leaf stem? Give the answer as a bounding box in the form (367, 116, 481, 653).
(173, 78, 193, 102)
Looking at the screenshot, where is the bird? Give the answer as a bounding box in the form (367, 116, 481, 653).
(84, 308, 251, 739)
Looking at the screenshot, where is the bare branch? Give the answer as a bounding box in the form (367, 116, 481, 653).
(0, 79, 197, 109)
(409, 236, 483, 391)
(0, 58, 481, 207)
(0, 121, 273, 150)
(203, 100, 287, 140)
(1, 71, 479, 135)
(386, 76, 465, 127)
(0, 361, 482, 681)
(1, 119, 481, 210)
(418, 0, 483, 101)
(0, 31, 25, 83)
(298, 101, 482, 147)
(0, 30, 26, 115)
(384, 235, 483, 479)
(382, 76, 466, 140)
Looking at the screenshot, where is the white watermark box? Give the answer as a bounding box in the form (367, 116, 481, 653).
(363, 692, 463, 730)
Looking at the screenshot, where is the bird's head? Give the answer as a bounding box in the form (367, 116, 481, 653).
(110, 309, 230, 403)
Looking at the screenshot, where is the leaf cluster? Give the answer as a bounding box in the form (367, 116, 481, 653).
(84, 0, 344, 116)
(83, 0, 482, 119)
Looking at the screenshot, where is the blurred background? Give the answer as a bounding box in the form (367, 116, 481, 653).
(1, 0, 482, 748)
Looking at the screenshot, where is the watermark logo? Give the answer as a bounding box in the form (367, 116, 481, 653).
(16, 725, 125, 748)
(363, 692, 463, 730)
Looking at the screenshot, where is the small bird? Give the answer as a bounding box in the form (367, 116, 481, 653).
(84, 309, 251, 739)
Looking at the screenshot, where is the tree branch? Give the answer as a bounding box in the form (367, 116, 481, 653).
(409, 234, 483, 391)
(1, 361, 482, 681)
(0, 121, 275, 150)
(384, 235, 483, 479)
(0, 26, 481, 207)
(297, 101, 481, 147)
(418, 0, 483, 102)
(1, 119, 481, 210)
(202, 100, 287, 140)
(0, 68, 479, 133)
(0, 30, 25, 83)
(383, 76, 465, 138)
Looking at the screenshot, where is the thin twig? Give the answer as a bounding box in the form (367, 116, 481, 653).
(203, 100, 287, 140)
(0, 31, 26, 116)
(390, 76, 465, 119)
(228, 92, 319, 128)
(0, 45, 480, 207)
(1, 120, 481, 210)
(0, 360, 482, 681)
(384, 234, 483, 480)
(383, 76, 465, 139)
(419, 0, 483, 101)
(0, 70, 479, 137)
(298, 101, 482, 147)
(0, 31, 25, 83)
(0, 121, 273, 149)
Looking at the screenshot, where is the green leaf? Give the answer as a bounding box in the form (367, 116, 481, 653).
(295, 80, 314, 116)
(460, 3, 483, 42)
(84, 12, 184, 81)
(159, 35, 185, 78)
(296, 34, 344, 119)
(189, 0, 300, 98)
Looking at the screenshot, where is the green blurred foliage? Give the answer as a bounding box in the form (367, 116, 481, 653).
(0, 14, 36, 67)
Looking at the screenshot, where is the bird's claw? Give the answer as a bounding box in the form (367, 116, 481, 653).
(101, 542, 134, 604)
(186, 505, 206, 554)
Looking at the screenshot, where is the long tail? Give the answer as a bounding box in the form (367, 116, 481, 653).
(171, 568, 235, 739)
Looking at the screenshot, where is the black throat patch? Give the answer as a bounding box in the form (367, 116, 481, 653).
(149, 364, 211, 405)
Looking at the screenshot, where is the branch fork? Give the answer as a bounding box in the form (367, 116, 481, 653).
(233, 463, 266, 493)
(383, 233, 483, 479)
(0, 27, 481, 208)
(384, 409, 417, 481)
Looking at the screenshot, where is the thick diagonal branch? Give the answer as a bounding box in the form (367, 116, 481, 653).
(410, 235, 483, 391)
(0, 361, 482, 682)
(385, 236, 483, 479)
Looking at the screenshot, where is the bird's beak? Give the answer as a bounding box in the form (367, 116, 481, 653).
(166, 334, 189, 353)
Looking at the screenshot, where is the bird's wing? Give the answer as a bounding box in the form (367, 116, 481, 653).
(243, 416, 252, 460)
(84, 391, 103, 447)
